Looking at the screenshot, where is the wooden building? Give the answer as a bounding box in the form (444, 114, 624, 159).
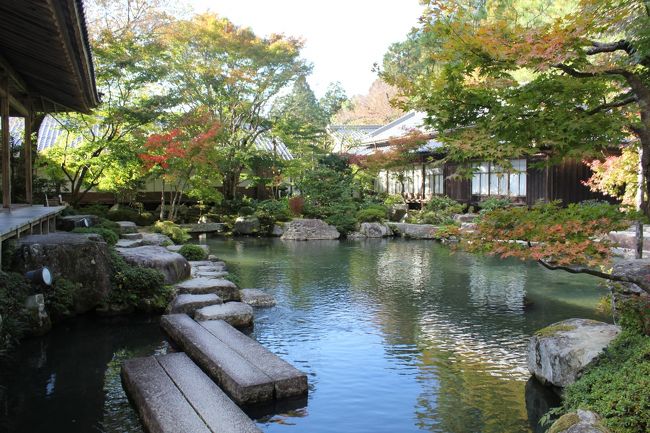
(341, 112, 612, 207)
(0, 0, 100, 208)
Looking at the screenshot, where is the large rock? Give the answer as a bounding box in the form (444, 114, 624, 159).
(359, 222, 392, 238)
(453, 213, 478, 223)
(270, 224, 284, 237)
(116, 246, 190, 284)
(388, 222, 439, 239)
(611, 258, 650, 295)
(168, 293, 222, 314)
(14, 233, 112, 313)
(281, 219, 340, 240)
(56, 214, 101, 231)
(547, 410, 611, 433)
(234, 216, 261, 235)
(388, 204, 408, 222)
(140, 233, 173, 246)
(527, 319, 620, 388)
(115, 221, 138, 234)
(195, 302, 254, 327)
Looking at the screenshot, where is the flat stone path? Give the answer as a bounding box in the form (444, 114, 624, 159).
(240, 289, 277, 307)
(194, 302, 254, 327)
(168, 293, 222, 315)
(201, 320, 307, 399)
(122, 352, 261, 433)
(175, 277, 240, 301)
(161, 314, 275, 405)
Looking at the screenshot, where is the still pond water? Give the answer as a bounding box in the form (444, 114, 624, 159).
(0, 239, 607, 433)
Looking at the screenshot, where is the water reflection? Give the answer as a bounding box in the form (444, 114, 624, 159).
(0, 238, 607, 433)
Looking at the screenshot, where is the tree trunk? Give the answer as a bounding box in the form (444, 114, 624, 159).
(222, 169, 242, 201)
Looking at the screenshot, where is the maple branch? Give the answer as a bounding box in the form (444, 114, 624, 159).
(585, 40, 634, 56)
(585, 93, 639, 115)
(554, 63, 630, 79)
(538, 259, 650, 295)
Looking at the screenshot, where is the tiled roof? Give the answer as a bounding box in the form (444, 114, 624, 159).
(328, 124, 382, 153)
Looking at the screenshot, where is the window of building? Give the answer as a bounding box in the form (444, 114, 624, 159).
(471, 159, 526, 197)
(425, 166, 444, 195)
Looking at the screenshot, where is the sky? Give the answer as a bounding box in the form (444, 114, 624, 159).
(186, 0, 424, 98)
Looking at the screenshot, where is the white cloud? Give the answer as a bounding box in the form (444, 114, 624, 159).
(186, 0, 423, 97)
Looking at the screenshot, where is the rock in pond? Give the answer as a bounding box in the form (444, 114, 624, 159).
(281, 219, 340, 240)
(527, 318, 620, 388)
(195, 302, 254, 327)
(168, 293, 222, 315)
(547, 410, 611, 433)
(182, 222, 226, 234)
(116, 246, 190, 284)
(167, 244, 210, 254)
(174, 277, 240, 301)
(234, 216, 261, 235)
(14, 233, 112, 313)
(240, 289, 276, 307)
(359, 222, 392, 238)
(388, 222, 439, 239)
(611, 258, 650, 295)
(270, 224, 284, 237)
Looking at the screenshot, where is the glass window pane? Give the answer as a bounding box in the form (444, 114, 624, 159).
(481, 173, 489, 195)
(472, 173, 480, 194)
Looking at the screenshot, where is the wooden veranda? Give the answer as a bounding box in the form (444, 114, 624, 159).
(0, 0, 99, 208)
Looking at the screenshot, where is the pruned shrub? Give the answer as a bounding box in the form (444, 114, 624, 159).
(109, 251, 167, 308)
(178, 244, 207, 261)
(238, 205, 255, 216)
(153, 221, 190, 244)
(71, 227, 119, 245)
(357, 204, 388, 222)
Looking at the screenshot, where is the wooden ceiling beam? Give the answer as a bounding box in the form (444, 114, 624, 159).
(0, 51, 28, 93)
(0, 86, 29, 117)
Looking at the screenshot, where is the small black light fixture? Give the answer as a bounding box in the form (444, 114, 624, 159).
(25, 267, 53, 287)
(74, 218, 90, 228)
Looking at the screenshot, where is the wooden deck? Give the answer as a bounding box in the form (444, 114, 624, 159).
(0, 205, 66, 241)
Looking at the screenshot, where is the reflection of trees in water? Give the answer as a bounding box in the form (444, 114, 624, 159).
(468, 255, 528, 314)
(415, 345, 530, 433)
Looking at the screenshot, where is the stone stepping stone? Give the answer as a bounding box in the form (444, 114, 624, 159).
(117, 246, 190, 284)
(200, 320, 307, 399)
(167, 244, 210, 254)
(116, 221, 138, 234)
(240, 289, 276, 308)
(168, 293, 222, 315)
(193, 271, 229, 279)
(121, 352, 261, 433)
(174, 278, 239, 301)
(160, 314, 274, 405)
(190, 260, 227, 269)
(116, 238, 144, 248)
(121, 232, 143, 240)
(194, 302, 253, 328)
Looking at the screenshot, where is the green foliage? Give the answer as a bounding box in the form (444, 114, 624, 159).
(0, 272, 31, 353)
(238, 206, 255, 216)
(71, 227, 119, 246)
(425, 195, 464, 214)
(616, 295, 650, 336)
(256, 199, 291, 222)
(178, 244, 207, 261)
(478, 197, 513, 214)
(106, 207, 156, 226)
(44, 278, 79, 322)
(357, 204, 388, 222)
(299, 155, 358, 233)
(406, 195, 465, 225)
(153, 220, 190, 244)
(109, 250, 167, 308)
(76, 204, 110, 218)
(560, 331, 650, 433)
(384, 194, 406, 207)
(585, 148, 640, 207)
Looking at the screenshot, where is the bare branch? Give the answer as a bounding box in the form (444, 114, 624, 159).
(586, 40, 634, 56)
(585, 93, 638, 115)
(554, 63, 631, 78)
(538, 259, 650, 295)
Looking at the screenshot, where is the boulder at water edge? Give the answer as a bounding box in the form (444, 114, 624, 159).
(388, 222, 439, 239)
(234, 216, 261, 235)
(116, 246, 190, 284)
(14, 233, 112, 313)
(547, 410, 611, 433)
(527, 318, 620, 388)
(281, 219, 340, 240)
(359, 222, 392, 238)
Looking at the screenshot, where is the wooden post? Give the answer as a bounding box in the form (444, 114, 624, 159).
(1, 76, 10, 208)
(636, 220, 643, 260)
(24, 108, 32, 204)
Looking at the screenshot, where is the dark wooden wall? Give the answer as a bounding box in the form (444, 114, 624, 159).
(444, 163, 471, 203)
(548, 159, 613, 204)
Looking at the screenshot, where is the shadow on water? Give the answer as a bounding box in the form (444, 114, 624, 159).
(0, 315, 166, 433)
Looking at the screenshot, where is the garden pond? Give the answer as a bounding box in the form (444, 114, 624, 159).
(0, 238, 608, 433)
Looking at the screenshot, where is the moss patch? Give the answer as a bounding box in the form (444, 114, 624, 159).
(535, 323, 576, 338)
(548, 412, 581, 433)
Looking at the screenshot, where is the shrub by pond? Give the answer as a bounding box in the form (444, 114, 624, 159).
(178, 244, 207, 261)
(153, 221, 190, 244)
